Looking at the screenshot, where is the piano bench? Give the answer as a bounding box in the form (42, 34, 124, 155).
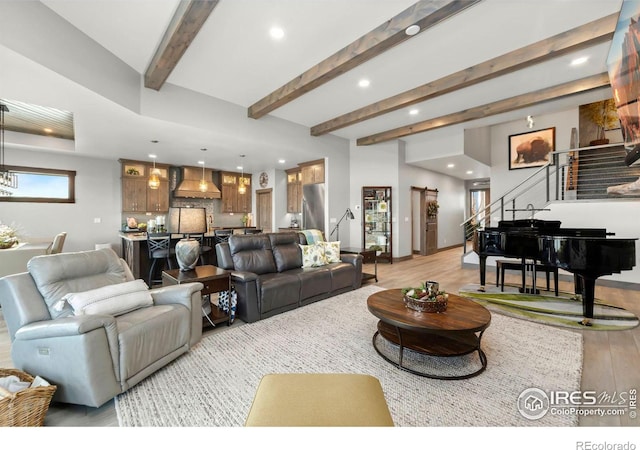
(496, 260, 559, 296)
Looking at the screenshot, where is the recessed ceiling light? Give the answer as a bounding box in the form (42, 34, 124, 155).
(447, 163, 455, 168)
(150, 140, 158, 143)
(237, 165, 243, 170)
(270, 26, 284, 40)
(198, 160, 205, 165)
(358, 79, 370, 88)
(43, 128, 53, 133)
(571, 56, 589, 66)
(405, 24, 420, 36)
(278, 159, 286, 164)
(149, 154, 157, 159)
(466, 170, 473, 174)
(409, 109, 419, 115)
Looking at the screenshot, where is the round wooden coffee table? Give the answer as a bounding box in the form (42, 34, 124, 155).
(367, 289, 491, 380)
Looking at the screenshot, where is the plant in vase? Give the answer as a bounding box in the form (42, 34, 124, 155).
(0, 223, 19, 249)
(583, 98, 618, 146)
(368, 244, 383, 255)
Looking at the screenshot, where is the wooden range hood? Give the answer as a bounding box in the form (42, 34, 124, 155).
(174, 166, 221, 199)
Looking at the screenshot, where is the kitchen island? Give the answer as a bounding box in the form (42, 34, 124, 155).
(120, 227, 257, 281)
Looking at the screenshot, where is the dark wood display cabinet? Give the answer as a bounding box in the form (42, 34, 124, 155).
(362, 186, 392, 264)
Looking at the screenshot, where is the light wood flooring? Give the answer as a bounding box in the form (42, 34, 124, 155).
(1, 245, 638, 427)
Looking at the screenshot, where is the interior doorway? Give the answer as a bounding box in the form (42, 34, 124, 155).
(410, 186, 438, 255)
(256, 189, 273, 233)
(411, 187, 423, 254)
(469, 188, 490, 229)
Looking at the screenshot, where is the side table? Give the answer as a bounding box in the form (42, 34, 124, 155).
(162, 265, 231, 328)
(340, 247, 377, 282)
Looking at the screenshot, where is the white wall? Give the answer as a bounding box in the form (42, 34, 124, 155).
(399, 158, 467, 253)
(405, 126, 465, 162)
(348, 140, 467, 259)
(348, 141, 399, 251)
(490, 108, 578, 202)
(1, 148, 122, 253)
(464, 127, 491, 165)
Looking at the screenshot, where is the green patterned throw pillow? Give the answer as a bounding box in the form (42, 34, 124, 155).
(322, 241, 341, 263)
(299, 243, 327, 267)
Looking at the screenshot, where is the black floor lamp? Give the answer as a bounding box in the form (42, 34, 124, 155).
(330, 208, 355, 242)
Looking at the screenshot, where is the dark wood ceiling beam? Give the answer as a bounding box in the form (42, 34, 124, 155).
(356, 73, 610, 146)
(247, 0, 481, 119)
(312, 13, 618, 136)
(144, 0, 219, 91)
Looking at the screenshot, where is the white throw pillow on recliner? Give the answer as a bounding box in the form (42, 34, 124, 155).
(62, 279, 153, 316)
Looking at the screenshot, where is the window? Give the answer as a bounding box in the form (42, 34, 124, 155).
(0, 165, 76, 203)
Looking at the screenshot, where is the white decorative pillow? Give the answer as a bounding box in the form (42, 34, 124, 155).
(299, 243, 327, 268)
(322, 241, 341, 263)
(62, 279, 153, 317)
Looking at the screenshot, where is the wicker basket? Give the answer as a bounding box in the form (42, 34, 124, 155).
(403, 293, 448, 313)
(0, 369, 57, 427)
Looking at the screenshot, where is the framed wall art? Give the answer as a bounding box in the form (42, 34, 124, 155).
(508, 127, 555, 170)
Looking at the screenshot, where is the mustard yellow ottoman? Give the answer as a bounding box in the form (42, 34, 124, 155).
(245, 373, 394, 427)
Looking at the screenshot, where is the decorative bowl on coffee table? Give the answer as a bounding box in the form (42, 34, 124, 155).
(401, 284, 448, 313)
(403, 293, 448, 313)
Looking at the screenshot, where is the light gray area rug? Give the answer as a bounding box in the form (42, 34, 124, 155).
(115, 285, 582, 427)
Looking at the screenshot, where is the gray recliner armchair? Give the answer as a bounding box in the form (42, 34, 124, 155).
(0, 248, 203, 408)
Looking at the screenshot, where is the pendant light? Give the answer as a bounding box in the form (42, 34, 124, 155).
(198, 159, 208, 192)
(238, 154, 246, 194)
(198, 148, 208, 192)
(0, 102, 18, 194)
(148, 154, 160, 189)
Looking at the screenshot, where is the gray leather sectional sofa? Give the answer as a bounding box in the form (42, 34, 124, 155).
(215, 232, 362, 323)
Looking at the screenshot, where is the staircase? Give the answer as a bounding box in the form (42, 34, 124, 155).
(576, 146, 640, 199)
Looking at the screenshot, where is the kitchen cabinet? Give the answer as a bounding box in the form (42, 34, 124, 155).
(300, 160, 324, 184)
(286, 168, 302, 213)
(122, 178, 147, 212)
(220, 171, 252, 213)
(120, 159, 170, 213)
(363, 186, 392, 264)
(221, 184, 237, 213)
(147, 180, 169, 212)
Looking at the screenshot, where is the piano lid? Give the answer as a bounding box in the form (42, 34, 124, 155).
(498, 219, 561, 229)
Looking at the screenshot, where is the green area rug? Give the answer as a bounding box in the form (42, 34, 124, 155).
(458, 284, 639, 331)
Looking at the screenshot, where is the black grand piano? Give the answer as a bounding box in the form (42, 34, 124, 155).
(539, 235, 636, 322)
(474, 219, 637, 324)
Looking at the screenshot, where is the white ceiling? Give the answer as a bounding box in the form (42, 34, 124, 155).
(1, 0, 623, 180)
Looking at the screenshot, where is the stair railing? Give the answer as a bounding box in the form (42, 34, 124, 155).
(460, 142, 639, 253)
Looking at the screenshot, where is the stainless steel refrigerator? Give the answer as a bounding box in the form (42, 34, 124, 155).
(302, 183, 325, 233)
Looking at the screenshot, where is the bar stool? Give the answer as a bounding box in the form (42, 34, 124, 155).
(185, 233, 212, 265)
(147, 232, 175, 286)
(214, 229, 233, 244)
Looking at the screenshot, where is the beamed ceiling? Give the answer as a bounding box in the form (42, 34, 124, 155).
(0, 0, 623, 180)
